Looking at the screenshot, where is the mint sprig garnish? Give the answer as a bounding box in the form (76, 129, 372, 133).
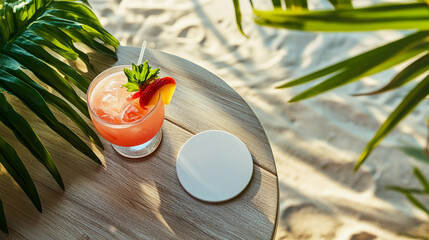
(122, 60, 160, 92)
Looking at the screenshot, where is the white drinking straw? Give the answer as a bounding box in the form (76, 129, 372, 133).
(137, 40, 147, 65)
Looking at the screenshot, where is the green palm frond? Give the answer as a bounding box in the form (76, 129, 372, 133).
(232, 0, 248, 37)
(0, 134, 41, 212)
(254, 2, 429, 32)
(388, 167, 429, 216)
(388, 186, 429, 215)
(386, 136, 429, 218)
(0, 90, 64, 189)
(355, 73, 429, 170)
(232, 0, 429, 170)
(399, 145, 429, 164)
(355, 52, 429, 96)
(0, 0, 118, 233)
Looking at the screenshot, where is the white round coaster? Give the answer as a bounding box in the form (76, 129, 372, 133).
(176, 130, 253, 203)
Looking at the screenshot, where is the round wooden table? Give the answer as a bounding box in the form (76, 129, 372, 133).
(0, 46, 279, 239)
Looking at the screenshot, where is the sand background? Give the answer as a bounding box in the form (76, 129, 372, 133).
(89, 0, 429, 239)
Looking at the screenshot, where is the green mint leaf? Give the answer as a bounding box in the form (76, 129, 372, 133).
(123, 68, 136, 83)
(133, 63, 141, 80)
(148, 68, 160, 80)
(142, 61, 149, 80)
(122, 60, 160, 92)
(121, 83, 140, 92)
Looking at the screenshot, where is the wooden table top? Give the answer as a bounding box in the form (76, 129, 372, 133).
(0, 46, 279, 239)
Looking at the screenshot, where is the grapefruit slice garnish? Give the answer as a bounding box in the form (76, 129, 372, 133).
(139, 77, 176, 108)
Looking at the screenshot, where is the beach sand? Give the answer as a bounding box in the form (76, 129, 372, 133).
(89, 0, 429, 239)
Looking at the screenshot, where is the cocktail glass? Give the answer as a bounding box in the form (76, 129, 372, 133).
(87, 65, 164, 158)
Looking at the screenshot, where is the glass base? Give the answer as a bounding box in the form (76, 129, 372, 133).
(111, 130, 162, 158)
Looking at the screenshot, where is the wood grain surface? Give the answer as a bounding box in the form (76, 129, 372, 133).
(0, 46, 279, 239)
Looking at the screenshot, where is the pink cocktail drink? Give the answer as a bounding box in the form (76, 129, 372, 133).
(87, 65, 165, 157)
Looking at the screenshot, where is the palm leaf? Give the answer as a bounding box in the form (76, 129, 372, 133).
(387, 185, 427, 195)
(399, 145, 429, 165)
(29, 24, 94, 70)
(62, 29, 117, 60)
(232, 0, 248, 37)
(355, 73, 429, 170)
(389, 186, 429, 215)
(0, 200, 7, 234)
(0, 56, 103, 149)
(355, 52, 429, 96)
(0, 135, 41, 213)
(47, 2, 95, 22)
(414, 167, 429, 193)
(19, 30, 79, 60)
(253, 3, 429, 32)
(387, 156, 429, 217)
(278, 31, 428, 102)
(0, 70, 101, 165)
(403, 193, 429, 216)
(0, 0, 118, 233)
(0, 89, 64, 189)
(3, 44, 90, 116)
(289, 43, 427, 101)
(13, 36, 90, 93)
(276, 31, 429, 89)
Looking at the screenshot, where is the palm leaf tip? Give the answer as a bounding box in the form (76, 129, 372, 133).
(354, 136, 381, 171)
(289, 94, 306, 102)
(232, 0, 248, 38)
(275, 81, 296, 89)
(0, 136, 42, 213)
(354, 151, 370, 171)
(414, 167, 429, 192)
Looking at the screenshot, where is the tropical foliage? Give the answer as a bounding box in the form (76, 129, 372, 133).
(0, 0, 118, 233)
(232, 0, 429, 170)
(388, 144, 429, 216)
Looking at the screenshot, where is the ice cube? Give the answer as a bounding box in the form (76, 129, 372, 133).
(125, 92, 135, 102)
(100, 93, 122, 114)
(120, 103, 146, 123)
(103, 76, 124, 94)
(102, 93, 118, 104)
(94, 108, 117, 123)
(118, 88, 134, 103)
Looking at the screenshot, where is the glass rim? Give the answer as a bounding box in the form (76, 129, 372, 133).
(87, 65, 163, 127)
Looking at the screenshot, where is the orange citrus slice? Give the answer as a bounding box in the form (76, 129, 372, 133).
(139, 77, 176, 107)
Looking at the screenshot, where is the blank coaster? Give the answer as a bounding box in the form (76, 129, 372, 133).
(176, 130, 253, 202)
